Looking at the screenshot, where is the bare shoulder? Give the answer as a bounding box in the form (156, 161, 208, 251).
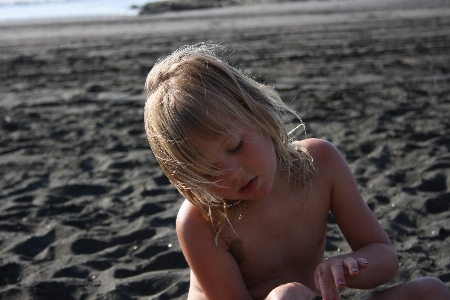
(293, 138, 343, 174)
(293, 138, 337, 156)
(176, 200, 216, 281)
(177, 199, 200, 222)
(293, 138, 358, 201)
(176, 199, 209, 238)
(294, 139, 392, 249)
(176, 200, 212, 260)
(176, 200, 252, 299)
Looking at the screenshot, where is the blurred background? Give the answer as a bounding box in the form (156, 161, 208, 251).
(0, 0, 156, 22)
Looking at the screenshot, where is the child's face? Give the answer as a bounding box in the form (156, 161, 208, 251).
(191, 123, 278, 202)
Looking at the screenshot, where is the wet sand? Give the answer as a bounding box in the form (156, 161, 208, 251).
(0, 0, 449, 298)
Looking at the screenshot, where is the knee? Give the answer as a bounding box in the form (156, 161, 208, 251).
(266, 283, 296, 300)
(266, 282, 319, 300)
(278, 282, 306, 291)
(413, 277, 450, 299)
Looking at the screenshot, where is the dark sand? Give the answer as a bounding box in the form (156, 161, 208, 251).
(1, 0, 450, 299)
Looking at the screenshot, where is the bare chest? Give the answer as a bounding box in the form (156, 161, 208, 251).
(223, 195, 329, 294)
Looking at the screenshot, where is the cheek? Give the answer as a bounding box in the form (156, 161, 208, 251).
(248, 148, 276, 173)
(266, 150, 278, 171)
(208, 185, 234, 199)
(265, 149, 278, 175)
(207, 180, 230, 194)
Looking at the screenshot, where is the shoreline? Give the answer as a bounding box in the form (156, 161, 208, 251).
(2, 0, 449, 44)
(1, 0, 447, 26)
(0, 0, 149, 24)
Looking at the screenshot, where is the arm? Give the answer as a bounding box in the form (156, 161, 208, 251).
(177, 200, 253, 300)
(302, 139, 398, 298)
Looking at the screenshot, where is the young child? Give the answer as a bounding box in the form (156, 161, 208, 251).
(143, 43, 450, 300)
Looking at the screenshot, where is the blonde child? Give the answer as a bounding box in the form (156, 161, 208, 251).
(143, 43, 450, 300)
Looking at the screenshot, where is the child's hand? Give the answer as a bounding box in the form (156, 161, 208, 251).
(314, 257, 369, 300)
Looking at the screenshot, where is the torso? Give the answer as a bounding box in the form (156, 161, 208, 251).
(184, 139, 333, 299)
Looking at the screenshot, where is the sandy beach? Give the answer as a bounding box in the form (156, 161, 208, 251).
(1, 0, 449, 298)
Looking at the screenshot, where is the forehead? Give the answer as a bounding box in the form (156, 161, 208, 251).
(188, 122, 242, 147)
(171, 112, 259, 170)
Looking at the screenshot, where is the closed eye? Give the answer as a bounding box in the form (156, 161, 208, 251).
(228, 139, 243, 154)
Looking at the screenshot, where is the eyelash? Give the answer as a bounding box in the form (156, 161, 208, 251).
(228, 139, 243, 154)
(203, 139, 243, 178)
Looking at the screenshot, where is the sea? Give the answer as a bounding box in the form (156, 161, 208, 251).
(0, 0, 160, 23)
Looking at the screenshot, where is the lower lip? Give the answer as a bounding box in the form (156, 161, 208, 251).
(239, 177, 258, 195)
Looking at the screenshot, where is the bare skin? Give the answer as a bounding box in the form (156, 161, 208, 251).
(176, 136, 448, 300)
(366, 277, 450, 300)
(265, 277, 450, 300)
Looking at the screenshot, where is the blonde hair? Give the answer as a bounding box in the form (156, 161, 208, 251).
(144, 43, 315, 241)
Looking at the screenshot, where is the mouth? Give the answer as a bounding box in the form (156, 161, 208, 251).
(239, 177, 258, 195)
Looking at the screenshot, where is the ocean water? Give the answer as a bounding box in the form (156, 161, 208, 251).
(0, 0, 160, 23)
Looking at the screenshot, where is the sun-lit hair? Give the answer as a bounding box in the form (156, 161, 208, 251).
(144, 43, 315, 242)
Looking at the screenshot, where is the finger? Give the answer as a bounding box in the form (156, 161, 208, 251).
(356, 258, 370, 270)
(332, 288, 341, 300)
(317, 266, 334, 300)
(330, 262, 346, 289)
(343, 257, 360, 277)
